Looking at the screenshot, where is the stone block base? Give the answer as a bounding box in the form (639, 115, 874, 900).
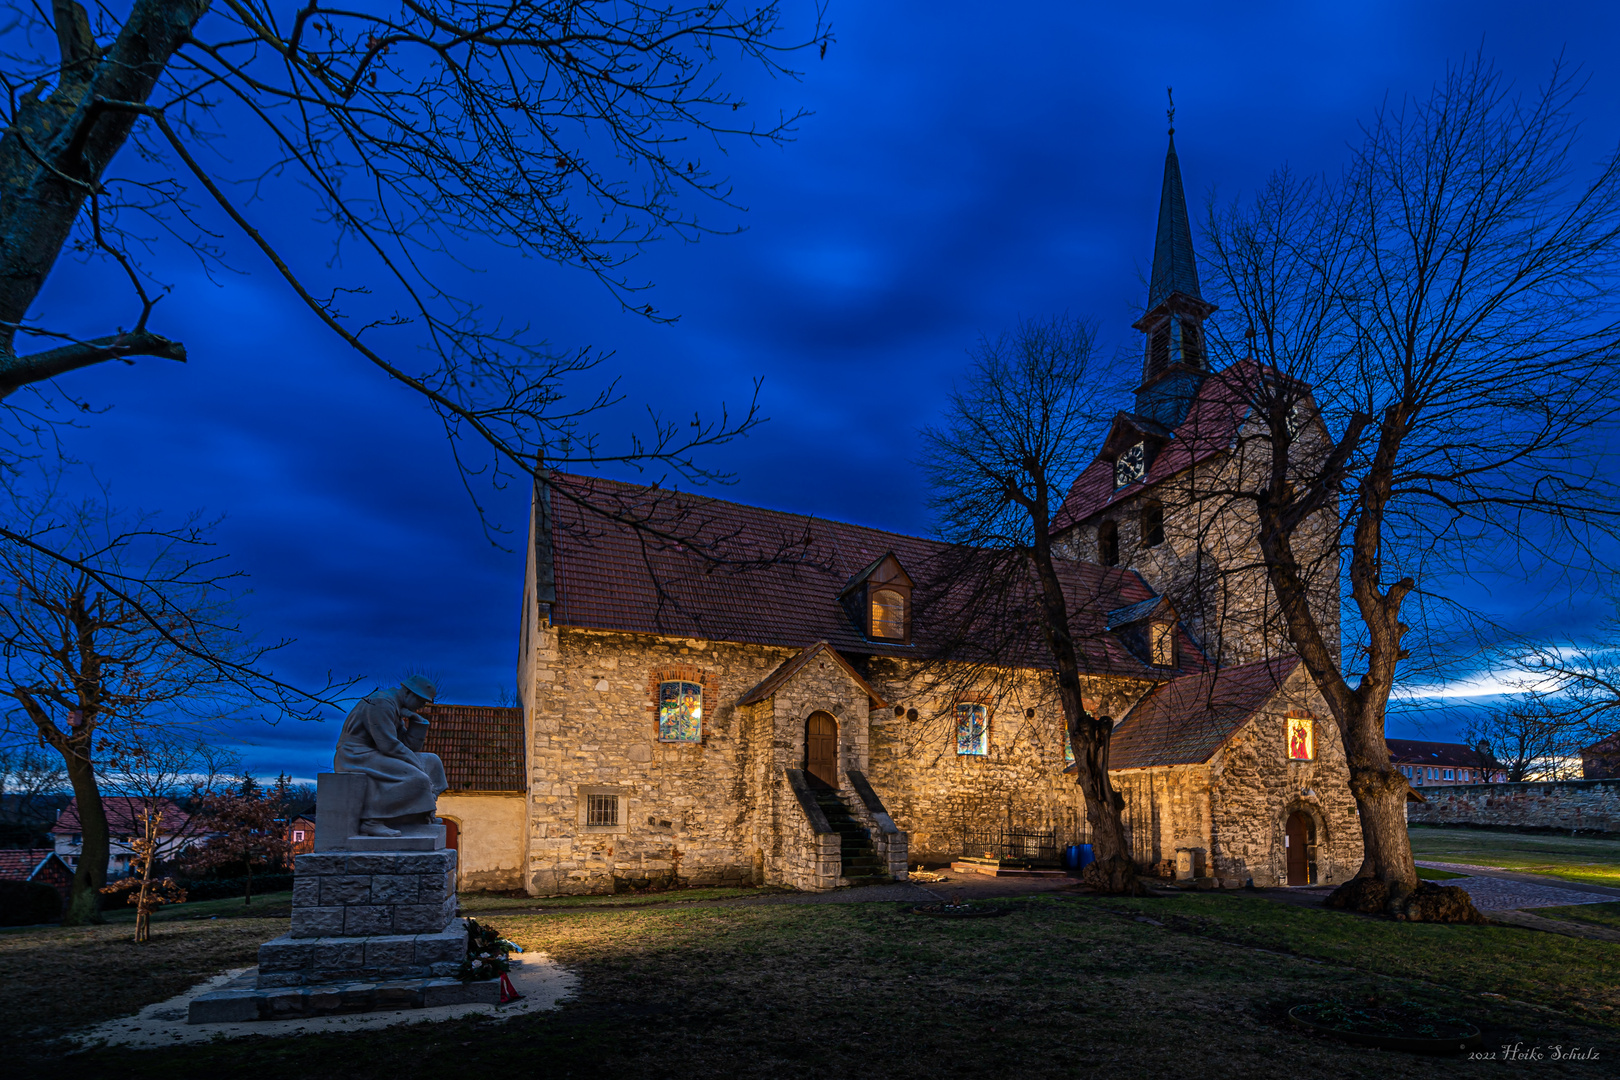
(257, 922, 466, 987)
(188, 969, 499, 1024)
(290, 848, 457, 938)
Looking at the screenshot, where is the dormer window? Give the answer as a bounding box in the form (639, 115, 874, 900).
(840, 553, 913, 644)
(871, 589, 906, 639)
(1149, 622, 1176, 666)
(1114, 442, 1146, 489)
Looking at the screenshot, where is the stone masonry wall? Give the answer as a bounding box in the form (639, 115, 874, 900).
(1204, 667, 1361, 887)
(1408, 779, 1620, 833)
(524, 625, 794, 895)
(865, 659, 1150, 862)
(1111, 765, 1212, 876)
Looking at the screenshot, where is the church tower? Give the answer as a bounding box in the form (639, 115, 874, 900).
(1131, 126, 1216, 429)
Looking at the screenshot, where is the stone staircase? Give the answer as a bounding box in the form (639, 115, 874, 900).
(814, 788, 890, 885)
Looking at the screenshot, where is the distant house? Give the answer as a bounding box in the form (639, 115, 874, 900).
(1386, 739, 1505, 787)
(0, 848, 73, 903)
(1582, 734, 1620, 780)
(286, 810, 316, 856)
(421, 703, 527, 892)
(50, 797, 193, 876)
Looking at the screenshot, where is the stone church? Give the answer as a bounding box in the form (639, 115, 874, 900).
(447, 135, 1362, 896)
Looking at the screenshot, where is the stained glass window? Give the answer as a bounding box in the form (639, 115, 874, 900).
(1287, 715, 1314, 761)
(871, 589, 906, 639)
(1063, 739, 1075, 767)
(659, 680, 703, 742)
(956, 703, 988, 756)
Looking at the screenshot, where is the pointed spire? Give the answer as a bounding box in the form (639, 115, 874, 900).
(1146, 128, 1202, 310)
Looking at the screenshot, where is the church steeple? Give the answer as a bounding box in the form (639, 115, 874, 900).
(1147, 133, 1202, 309)
(1131, 97, 1217, 429)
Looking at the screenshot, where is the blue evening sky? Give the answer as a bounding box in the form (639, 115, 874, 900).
(17, 2, 1620, 779)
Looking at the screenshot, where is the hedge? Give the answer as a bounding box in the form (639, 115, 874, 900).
(179, 873, 296, 902)
(0, 879, 63, 926)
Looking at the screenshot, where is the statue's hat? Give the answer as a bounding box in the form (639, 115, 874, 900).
(402, 674, 437, 703)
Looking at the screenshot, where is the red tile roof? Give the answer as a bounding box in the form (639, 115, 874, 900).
(50, 797, 189, 835)
(1053, 363, 1258, 532)
(546, 474, 1200, 679)
(1386, 739, 1502, 770)
(1105, 656, 1301, 769)
(421, 704, 525, 792)
(0, 848, 67, 882)
(738, 642, 890, 707)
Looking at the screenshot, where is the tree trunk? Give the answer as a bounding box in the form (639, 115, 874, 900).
(244, 860, 253, 905)
(62, 748, 106, 925)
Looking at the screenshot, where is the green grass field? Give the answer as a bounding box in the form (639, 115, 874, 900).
(5, 887, 1616, 1078)
(457, 886, 767, 912)
(1408, 826, 1620, 887)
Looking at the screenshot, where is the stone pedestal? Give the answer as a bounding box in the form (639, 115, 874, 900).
(188, 845, 500, 1024)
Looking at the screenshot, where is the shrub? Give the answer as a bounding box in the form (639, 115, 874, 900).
(0, 880, 63, 926)
(179, 873, 296, 902)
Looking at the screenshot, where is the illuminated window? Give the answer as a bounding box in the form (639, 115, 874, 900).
(1063, 740, 1074, 767)
(292, 831, 305, 842)
(956, 703, 989, 756)
(1150, 622, 1176, 666)
(1287, 715, 1314, 761)
(871, 589, 906, 639)
(658, 680, 703, 742)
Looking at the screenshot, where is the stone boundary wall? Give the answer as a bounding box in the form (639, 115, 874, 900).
(1407, 778, 1620, 834)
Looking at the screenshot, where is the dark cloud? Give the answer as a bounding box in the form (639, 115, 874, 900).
(18, 2, 1620, 776)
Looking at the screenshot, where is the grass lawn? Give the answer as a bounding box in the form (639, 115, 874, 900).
(102, 891, 295, 924)
(1409, 826, 1620, 888)
(5, 889, 1616, 1079)
(1416, 867, 1466, 881)
(457, 886, 767, 912)
(1535, 901, 1620, 932)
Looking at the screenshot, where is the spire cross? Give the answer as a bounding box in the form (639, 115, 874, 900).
(1166, 86, 1176, 136)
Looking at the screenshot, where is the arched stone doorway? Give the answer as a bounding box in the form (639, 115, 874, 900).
(805, 712, 838, 788)
(1284, 809, 1316, 886)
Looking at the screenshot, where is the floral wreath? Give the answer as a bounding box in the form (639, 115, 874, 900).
(457, 917, 523, 982)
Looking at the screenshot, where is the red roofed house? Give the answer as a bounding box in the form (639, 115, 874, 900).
(421, 704, 527, 891)
(0, 848, 73, 905)
(504, 133, 1361, 895)
(50, 797, 192, 877)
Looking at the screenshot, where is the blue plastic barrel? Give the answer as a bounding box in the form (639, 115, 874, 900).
(1064, 844, 1096, 870)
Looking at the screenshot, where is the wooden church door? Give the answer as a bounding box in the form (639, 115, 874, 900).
(806, 712, 838, 788)
(1285, 812, 1309, 885)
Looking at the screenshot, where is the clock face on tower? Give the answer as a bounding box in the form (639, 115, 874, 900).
(1115, 442, 1146, 489)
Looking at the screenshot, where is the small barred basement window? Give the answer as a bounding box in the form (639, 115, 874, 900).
(586, 792, 619, 828)
(956, 703, 989, 756)
(658, 680, 703, 742)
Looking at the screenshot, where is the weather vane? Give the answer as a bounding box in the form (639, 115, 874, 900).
(1167, 86, 1176, 136)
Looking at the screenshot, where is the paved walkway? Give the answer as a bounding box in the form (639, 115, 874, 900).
(1415, 861, 1620, 911)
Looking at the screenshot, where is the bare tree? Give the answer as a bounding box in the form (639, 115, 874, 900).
(917, 316, 1149, 894)
(1199, 56, 1620, 912)
(0, 0, 827, 525)
(0, 744, 67, 845)
(0, 474, 316, 922)
(97, 733, 235, 941)
(1454, 698, 1579, 782)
